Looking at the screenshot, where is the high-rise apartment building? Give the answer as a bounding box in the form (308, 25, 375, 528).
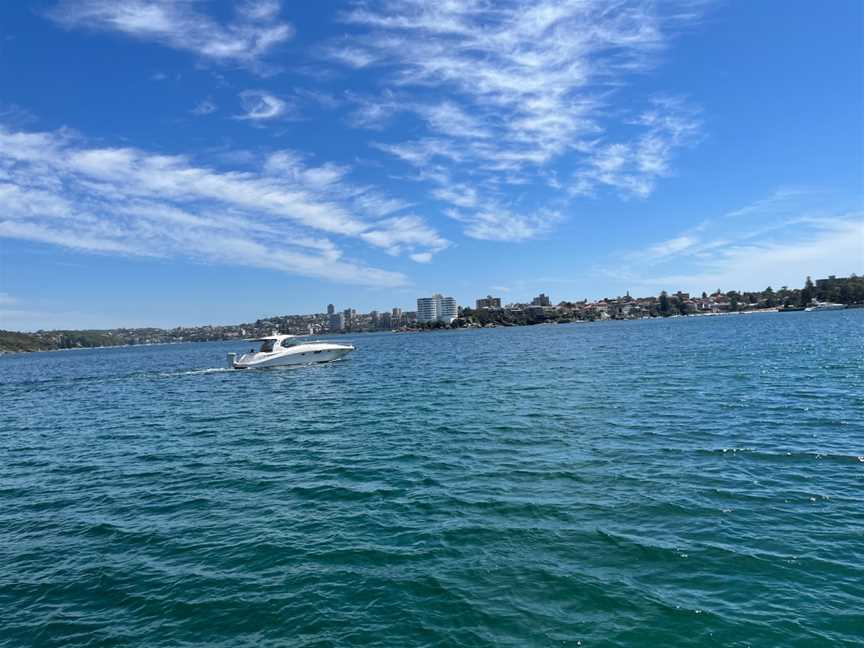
(329, 312, 344, 332)
(417, 296, 438, 323)
(380, 311, 392, 329)
(439, 296, 458, 322)
(417, 294, 458, 323)
(531, 293, 551, 307)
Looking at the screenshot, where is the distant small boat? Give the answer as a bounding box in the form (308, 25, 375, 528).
(228, 334, 354, 369)
(804, 302, 846, 312)
(779, 305, 806, 312)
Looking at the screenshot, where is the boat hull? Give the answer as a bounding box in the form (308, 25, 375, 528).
(232, 343, 353, 369)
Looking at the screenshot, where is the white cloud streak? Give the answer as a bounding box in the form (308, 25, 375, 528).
(446, 206, 562, 242)
(0, 125, 450, 286)
(328, 0, 705, 241)
(190, 98, 217, 116)
(571, 97, 701, 198)
(236, 90, 289, 121)
(47, 0, 293, 70)
(601, 191, 864, 292)
(630, 218, 864, 294)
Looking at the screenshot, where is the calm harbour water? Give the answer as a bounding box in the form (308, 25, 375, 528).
(2, 311, 863, 647)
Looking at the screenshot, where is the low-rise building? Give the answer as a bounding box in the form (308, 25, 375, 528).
(476, 295, 502, 310)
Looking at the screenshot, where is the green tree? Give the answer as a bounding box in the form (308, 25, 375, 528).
(848, 274, 864, 303)
(659, 291, 670, 316)
(800, 276, 814, 306)
(839, 282, 851, 303)
(727, 291, 740, 311)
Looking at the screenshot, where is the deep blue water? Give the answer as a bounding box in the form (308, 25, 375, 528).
(2, 311, 863, 647)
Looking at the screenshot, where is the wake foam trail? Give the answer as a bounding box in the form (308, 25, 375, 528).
(158, 367, 234, 377)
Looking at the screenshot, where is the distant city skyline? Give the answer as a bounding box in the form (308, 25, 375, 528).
(2, 273, 858, 345)
(3, 273, 857, 332)
(0, 2, 861, 330)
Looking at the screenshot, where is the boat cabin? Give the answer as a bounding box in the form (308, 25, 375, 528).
(251, 334, 300, 353)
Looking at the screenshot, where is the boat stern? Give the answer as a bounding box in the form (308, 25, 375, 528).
(228, 352, 252, 369)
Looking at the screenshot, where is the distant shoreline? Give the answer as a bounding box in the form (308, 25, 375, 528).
(5, 275, 861, 354)
(3, 307, 857, 356)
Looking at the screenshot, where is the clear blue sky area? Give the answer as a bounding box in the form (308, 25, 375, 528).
(1, 1, 862, 329)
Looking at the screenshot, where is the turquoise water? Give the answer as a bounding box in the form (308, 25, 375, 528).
(2, 312, 863, 647)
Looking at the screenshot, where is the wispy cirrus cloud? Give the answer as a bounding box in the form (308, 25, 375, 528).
(643, 235, 700, 260)
(625, 188, 836, 266)
(571, 97, 701, 199)
(446, 206, 563, 242)
(46, 0, 293, 71)
(415, 101, 493, 140)
(0, 125, 450, 287)
(0, 102, 38, 127)
(190, 98, 217, 116)
(327, 0, 706, 241)
(625, 217, 864, 294)
(343, 90, 402, 130)
(236, 90, 290, 121)
(599, 190, 864, 292)
(321, 42, 379, 69)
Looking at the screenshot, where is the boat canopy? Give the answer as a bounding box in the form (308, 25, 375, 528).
(246, 334, 299, 342)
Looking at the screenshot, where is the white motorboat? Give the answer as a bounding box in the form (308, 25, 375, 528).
(228, 334, 354, 369)
(804, 302, 846, 311)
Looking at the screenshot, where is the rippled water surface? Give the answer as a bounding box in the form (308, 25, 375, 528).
(2, 312, 863, 647)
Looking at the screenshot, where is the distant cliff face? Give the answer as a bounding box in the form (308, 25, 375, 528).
(0, 330, 136, 353)
(0, 330, 54, 353)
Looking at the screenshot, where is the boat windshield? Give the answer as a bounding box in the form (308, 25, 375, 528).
(259, 339, 276, 352)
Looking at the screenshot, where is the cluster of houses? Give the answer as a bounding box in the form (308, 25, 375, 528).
(474, 291, 766, 321)
(21, 276, 854, 351)
(147, 285, 813, 341)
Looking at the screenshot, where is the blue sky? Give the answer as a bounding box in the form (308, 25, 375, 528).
(0, 0, 862, 330)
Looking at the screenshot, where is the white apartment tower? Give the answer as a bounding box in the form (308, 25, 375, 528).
(439, 296, 458, 322)
(417, 294, 458, 323)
